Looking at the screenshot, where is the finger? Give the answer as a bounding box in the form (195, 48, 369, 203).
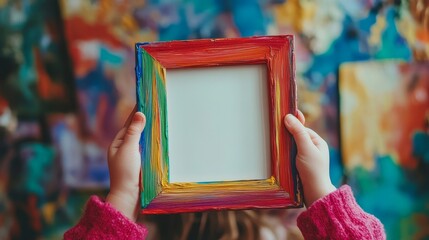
(109, 105, 139, 155)
(124, 105, 138, 128)
(284, 114, 314, 152)
(297, 110, 306, 125)
(112, 105, 138, 146)
(109, 128, 127, 155)
(123, 112, 146, 146)
(139, 170, 142, 190)
(306, 128, 328, 151)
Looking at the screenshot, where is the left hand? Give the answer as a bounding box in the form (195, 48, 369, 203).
(284, 111, 336, 207)
(106, 106, 146, 221)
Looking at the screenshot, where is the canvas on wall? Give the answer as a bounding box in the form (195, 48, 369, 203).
(0, 0, 77, 239)
(0, 0, 75, 117)
(340, 61, 429, 240)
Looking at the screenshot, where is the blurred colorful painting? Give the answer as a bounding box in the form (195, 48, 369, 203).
(56, 0, 427, 190)
(49, 114, 110, 188)
(0, 0, 75, 117)
(340, 61, 429, 240)
(57, 1, 150, 189)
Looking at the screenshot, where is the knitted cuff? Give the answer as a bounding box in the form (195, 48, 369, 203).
(297, 185, 385, 240)
(64, 196, 147, 239)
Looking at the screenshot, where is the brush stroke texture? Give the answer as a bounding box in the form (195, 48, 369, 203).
(136, 36, 300, 214)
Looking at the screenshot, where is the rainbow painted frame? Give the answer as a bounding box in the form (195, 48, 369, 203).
(135, 35, 301, 214)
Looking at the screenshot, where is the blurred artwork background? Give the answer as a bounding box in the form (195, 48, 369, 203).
(0, 0, 75, 116)
(0, 0, 428, 239)
(340, 61, 429, 239)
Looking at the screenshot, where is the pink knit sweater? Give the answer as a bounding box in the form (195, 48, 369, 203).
(65, 185, 385, 239)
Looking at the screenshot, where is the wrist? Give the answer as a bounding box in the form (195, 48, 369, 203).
(106, 188, 140, 221)
(302, 181, 336, 207)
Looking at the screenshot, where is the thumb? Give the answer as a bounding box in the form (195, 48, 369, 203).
(123, 112, 146, 146)
(284, 114, 313, 152)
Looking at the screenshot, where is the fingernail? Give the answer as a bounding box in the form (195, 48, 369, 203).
(285, 114, 296, 126)
(133, 113, 145, 126)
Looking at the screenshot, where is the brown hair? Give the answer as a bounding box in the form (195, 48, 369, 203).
(143, 209, 304, 240)
(145, 210, 269, 240)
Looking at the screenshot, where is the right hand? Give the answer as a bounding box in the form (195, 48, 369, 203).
(106, 106, 146, 221)
(284, 112, 336, 207)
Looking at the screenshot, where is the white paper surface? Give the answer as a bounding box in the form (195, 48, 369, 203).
(166, 64, 270, 183)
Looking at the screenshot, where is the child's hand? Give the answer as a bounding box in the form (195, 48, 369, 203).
(284, 113, 336, 207)
(106, 106, 146, 221)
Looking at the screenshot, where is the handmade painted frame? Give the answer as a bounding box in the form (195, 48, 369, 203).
(135, 35, 301, 214)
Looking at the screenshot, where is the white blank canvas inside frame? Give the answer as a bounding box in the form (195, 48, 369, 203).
(166, 64, 271, 183)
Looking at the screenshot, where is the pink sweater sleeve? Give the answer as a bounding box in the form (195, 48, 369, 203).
(297, 185, 385, 240)
(64, 196, 148, 240)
